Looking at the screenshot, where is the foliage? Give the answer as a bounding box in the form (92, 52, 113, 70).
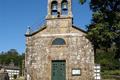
(96, 49, 120, 70)
(0, 49, 24, 66)
(80, 0, 86, 4)
(87, 0, 120, 51)
(79, 0, 120, 71)
(102, 70, 120, 75)
(14, 75, 17, 79)
(0, 49, 25, 75)
(102, 70, 120, 80)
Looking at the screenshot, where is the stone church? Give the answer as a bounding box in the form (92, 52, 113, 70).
(25, 0, 94, 80)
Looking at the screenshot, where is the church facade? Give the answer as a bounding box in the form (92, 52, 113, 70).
(25, 0, 94, 80)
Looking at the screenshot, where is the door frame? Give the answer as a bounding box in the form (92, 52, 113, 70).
(51, 60, 66, 80)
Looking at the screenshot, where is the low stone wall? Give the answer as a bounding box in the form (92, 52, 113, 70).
(0, 73, 9, 80)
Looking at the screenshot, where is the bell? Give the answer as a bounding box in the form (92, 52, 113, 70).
(52, 4, 57, 11)
(62, 2, 67, 9)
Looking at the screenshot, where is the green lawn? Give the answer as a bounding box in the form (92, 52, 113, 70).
(102, 70, 120, 80)
(15, 70, 120, 80)
(14, 77, 25, 80)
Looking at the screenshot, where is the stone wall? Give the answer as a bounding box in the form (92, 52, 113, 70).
(25, 0, 94, 79)
(0, 73, 9, 80)
(25, 26, 94, 80)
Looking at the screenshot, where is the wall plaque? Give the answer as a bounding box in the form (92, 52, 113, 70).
(72, 68, 81, 76)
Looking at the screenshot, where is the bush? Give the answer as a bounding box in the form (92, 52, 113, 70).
(96, 49, 120, 70)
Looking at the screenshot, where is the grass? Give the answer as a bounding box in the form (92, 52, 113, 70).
(102, 70, 120, 80)
(14, 77, 25, 80)
(102, 70, 120, 75)
(14, 70, 120, 80)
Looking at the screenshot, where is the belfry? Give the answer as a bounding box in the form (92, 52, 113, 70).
(25, 0, 95, 80)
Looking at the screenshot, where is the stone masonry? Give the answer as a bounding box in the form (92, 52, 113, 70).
(25, 0, 94, 80)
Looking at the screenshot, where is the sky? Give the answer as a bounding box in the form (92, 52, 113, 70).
(0, 0, 92, 54)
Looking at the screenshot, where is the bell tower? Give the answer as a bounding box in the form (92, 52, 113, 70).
(46, 0, 73, 34)
(46, 0, 72, 19)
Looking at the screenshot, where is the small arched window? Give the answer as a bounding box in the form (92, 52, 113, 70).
(52, 38, 66, 45)
(61, 0, 68, 15)
(51, 1, 58, 15)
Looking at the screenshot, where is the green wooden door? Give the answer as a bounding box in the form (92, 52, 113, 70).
(52, 60, 66, 80)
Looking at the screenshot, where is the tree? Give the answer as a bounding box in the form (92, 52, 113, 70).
(0, 49, 25, 75)
(80, 0, 120, 52)
(79, 0, 120, 68)
(80, 0, 86, 4)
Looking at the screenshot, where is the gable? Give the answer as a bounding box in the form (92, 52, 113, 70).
(25, 24, 47, 37)
(72, 25, 87, 34)
(25, 24, 87, 37)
